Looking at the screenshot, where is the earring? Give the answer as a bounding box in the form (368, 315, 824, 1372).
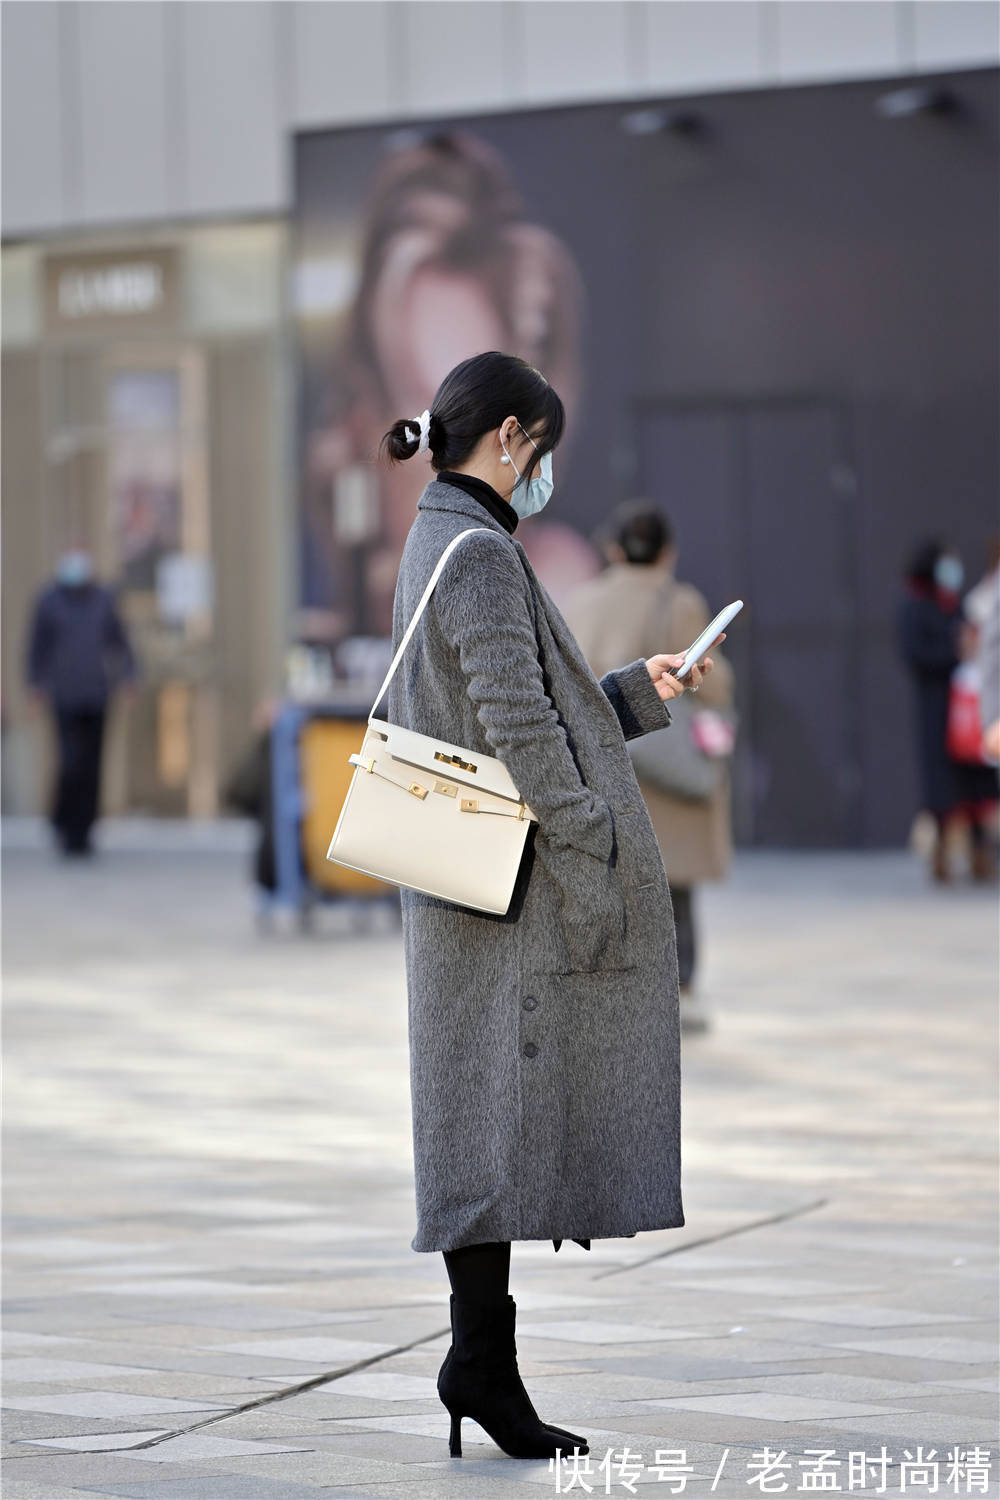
(500, 455, 510, 464)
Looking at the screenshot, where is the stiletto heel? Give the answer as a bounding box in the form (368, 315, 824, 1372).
(437, 1293, 589, 1460)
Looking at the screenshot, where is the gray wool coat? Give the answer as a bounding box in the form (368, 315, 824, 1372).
(386, 477, 685, 1253)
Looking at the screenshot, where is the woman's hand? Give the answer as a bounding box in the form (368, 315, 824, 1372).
(645, 633, 725, 703)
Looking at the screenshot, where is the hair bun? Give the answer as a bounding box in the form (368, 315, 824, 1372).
(379, 410, 444, 464)
(381, 418, 422, 463)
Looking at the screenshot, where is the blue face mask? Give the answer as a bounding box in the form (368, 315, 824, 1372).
(934, 555, 964, 593)
(56, 550, 94, 587)
(500, 426, 554, 519)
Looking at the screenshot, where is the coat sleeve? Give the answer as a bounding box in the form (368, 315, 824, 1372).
(898, 596, 958, 677)
(25, 591, 53, 692)
(598, 659, 672, 740)
(431, 533, 615, 863)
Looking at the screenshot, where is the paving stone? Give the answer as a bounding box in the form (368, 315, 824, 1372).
(668, 1276, 876, 1297)
(214, 1338, 395, 1363)
(753, 1303, 976, 1327)
(823, 1410, 1000, 1442)
(515, 1321, 715, 1345)
(12, 1429, 174, 1451)
(15, 1431, 314, 1460)
(4, 1483, 108, 1499)
(3, 1359, 157, 1383)
(827, 1335, 1000, 1363)
(101, 1280, 273, 1299)
(321, 1372, 440, 1401)
(641, 1391, 916, 1420)
(0, 1395, 230, 1424)
(76, 1482, 333, 1499)
(1, 1331, 90, 1349)
(108, 1305, 364, 1332)
(596, 1353, 818, 1382)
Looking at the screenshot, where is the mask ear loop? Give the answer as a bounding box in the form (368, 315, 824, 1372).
(500, 422, 537, 475)
(499, 427, 520, 479)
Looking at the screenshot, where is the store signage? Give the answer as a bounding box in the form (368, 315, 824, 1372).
(44, 247, 179, 334)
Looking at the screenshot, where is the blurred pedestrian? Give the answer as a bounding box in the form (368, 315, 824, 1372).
(25, 549, 137, 856)
(563, 502, 735, 1033)
(977, 559, 1000, 764)
(378, 351, 718, 1461)
(224, 700, 278, 907)
(897, 539, 997, 882)
(963, 535, 1000, 631)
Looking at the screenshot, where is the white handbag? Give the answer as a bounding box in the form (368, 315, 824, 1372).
(326, 527, 538, 915)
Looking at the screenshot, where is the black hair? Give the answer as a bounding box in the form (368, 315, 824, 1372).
(612, 500, 674, 566)
(379, 351, 564, 482)
(905, 537, 947, 582)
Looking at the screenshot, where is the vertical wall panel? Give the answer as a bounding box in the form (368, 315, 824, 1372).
(75, 1, 170, 224)
(772, 1, 899, 83)
(645, 1, 764, 93)
(291, 1, 394, 126)
(403, 2, 507, 115)
(516, 2, 632, 104)
(179, 3, 284, 216)
(913, 1, 1000, 71)
(1, 2, 64, 233)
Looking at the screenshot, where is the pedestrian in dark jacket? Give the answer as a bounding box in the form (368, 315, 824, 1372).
(377, 352, 720, 1462)
(897, 538, 996, 881)
(25, 551, 137, 855)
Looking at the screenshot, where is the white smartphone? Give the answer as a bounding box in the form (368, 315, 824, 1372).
(670, 599, 744, 680)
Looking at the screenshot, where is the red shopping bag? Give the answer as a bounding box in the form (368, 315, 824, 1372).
(946, 663, 987, 764)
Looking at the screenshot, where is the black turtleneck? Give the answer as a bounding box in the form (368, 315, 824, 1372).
(438, 470, 518, 535)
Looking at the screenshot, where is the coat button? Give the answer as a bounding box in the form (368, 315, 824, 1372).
(522, 996, 538, 1011)
(523, 1041, 538, 1058)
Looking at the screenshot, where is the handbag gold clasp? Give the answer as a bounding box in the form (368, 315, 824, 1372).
(460, 798, 478, 813)
(435, 750, 478, 774)
(408, 781, 429, 800)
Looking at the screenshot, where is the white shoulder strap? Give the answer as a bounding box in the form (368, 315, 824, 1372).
(369, 526, 496, 723)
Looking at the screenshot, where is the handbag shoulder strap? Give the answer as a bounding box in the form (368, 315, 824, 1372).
(368, 526, 496, 724)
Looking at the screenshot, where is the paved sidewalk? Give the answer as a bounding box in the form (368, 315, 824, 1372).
(2, 839, 997, 1500)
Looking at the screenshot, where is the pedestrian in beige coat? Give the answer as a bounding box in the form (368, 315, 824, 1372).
(564, 502, 735, 1030)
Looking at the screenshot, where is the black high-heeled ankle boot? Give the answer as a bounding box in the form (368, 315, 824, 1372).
(437, 1299, 587, 1453)
(437, 1293, 589, 1459)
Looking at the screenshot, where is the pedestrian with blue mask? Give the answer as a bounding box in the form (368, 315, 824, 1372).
(377, 351, 720, 1461)
(25, 548, 138, 856)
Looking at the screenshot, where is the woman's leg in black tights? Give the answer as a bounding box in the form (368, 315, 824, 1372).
(443, 1241, 511, 1305)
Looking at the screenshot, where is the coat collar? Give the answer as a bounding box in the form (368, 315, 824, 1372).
(416, 477, 515, 541)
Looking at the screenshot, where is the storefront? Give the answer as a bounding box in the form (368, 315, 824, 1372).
(2, 223, 290, 818)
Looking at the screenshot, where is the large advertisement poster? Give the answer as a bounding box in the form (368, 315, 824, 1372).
(292, 125, 621, 646)
(291, 75, 999, 846)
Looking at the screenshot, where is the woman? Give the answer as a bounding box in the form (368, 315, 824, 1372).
(898, 539, 997, 881)
(563, 502, 735, 1033)
(379, 352, 720, 1460)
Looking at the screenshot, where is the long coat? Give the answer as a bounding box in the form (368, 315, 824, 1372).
(897, 589, 960, 815)
(387, 478, 685, 1253)
(563, 563, 735, 887)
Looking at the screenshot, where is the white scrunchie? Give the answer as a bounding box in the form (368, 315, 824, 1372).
(403, 408, 432, 454)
